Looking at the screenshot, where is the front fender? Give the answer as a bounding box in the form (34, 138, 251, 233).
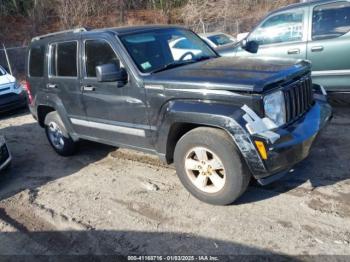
(155, 100, 267, 176)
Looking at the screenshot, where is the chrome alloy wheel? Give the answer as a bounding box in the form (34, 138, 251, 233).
(185, 147, 226, 194)
(47, 122, 65, 150)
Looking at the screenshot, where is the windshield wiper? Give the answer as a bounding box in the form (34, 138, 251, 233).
(151, 60, 194, 74)
(151, 56, 216, 74)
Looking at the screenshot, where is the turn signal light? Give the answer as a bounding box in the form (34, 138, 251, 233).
(255, 141, 268, 160)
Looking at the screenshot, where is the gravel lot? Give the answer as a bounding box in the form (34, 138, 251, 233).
(0, 106, 349, 258)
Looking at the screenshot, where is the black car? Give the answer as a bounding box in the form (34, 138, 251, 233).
(0, 65, 27, 113)
(26, 26, 331, 205)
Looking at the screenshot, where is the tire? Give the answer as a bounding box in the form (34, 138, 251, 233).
(45, 111, 77, 157)
(174, 127, 251, 205)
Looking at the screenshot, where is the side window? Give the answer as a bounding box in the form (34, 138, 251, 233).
(29, 45, 45, 77)
(50, 41, 77, 77)
(312, 2, 350, 40)
(249, 10, 304, 45)
(85, 40, 119, 78)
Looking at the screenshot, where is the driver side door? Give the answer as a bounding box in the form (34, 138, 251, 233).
(76, 35, 152, 149)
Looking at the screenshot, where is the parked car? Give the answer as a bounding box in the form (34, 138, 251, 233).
(218, 0, 350, 93)
(0, 65, 27, 113)
(0, 136, 11, 171)
(169, 37, 202, 60)
(199, 32, 236, 48)
(26, 25, 331, 205)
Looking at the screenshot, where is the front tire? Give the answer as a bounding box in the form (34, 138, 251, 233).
(174, 127, 251, 205)
(45, 112, 77, 156)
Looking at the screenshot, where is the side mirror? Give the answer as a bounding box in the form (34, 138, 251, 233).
(241, 40, 259, 54)
(96, 62, 128, 83)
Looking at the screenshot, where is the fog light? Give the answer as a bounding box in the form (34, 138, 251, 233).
(255, 141, 268, 160)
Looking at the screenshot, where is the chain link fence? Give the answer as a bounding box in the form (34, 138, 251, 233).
(0, 45, 27, 79)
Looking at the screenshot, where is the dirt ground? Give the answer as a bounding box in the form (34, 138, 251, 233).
(0, 106, 349, 259)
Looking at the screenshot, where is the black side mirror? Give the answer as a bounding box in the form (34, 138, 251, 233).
(242, 40, 259, 54)
(96, 62, 128, 83)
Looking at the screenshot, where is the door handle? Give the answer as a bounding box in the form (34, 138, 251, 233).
(311, 46, 324, 52)
(47, 84, 57, 89)
(287, 48, 300, 55)
(81, 85, 95, 92)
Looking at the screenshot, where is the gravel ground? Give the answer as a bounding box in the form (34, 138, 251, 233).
(0, 106, 349, 259)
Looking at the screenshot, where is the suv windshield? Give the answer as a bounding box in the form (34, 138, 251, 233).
(208, 34, 234, 46)
(119, 28, 217, 74)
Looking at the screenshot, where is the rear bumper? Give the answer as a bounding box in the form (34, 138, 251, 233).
(0, 91, 27, 113)
(248, 98, 332, 184)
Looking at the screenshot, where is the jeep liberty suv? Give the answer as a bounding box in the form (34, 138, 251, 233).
(26, 26, 332, 205)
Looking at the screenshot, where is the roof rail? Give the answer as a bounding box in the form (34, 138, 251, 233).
(31, 27, 88, 42)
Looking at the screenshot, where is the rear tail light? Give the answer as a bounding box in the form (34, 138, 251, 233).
(23, 80, 33, 105)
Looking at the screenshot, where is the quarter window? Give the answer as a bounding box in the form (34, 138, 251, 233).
(312, 2, 350, 40)
(249, 10, 304, 45)
(50, 41, 77, 77)
(29, 45, 45, 77)
(85, 40, 119, 78)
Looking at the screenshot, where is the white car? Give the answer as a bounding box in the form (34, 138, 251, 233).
(0, 65, 27, 113)
(199, 32, 236, 48)
(169, 37, 202, 61)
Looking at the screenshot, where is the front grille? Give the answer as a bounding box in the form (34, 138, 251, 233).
(283, 76, 314, 123)
(0, 144, 9, 164)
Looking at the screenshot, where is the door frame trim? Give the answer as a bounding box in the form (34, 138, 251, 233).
(70, 118, 146, 137)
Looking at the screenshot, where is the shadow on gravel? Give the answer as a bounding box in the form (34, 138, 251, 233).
(0, 230, 291, 260)
(0, 117, 115, 202)
(238, 106, 350, 204)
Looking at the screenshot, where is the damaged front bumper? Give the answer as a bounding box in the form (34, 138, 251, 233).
(239, 95, 332, 185)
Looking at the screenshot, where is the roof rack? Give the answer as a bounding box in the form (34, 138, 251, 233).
(31, 27, 88, 42)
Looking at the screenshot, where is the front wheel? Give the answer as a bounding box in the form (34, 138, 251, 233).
(174, 127, 251, 205)
(45, 112, 77, 156)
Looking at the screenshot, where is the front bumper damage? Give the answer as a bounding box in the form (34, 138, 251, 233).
(237, 91, 332, 185)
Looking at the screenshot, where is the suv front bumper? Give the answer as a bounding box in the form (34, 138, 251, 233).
(0, 90, 27, 113)
(246, 97, 332, 185)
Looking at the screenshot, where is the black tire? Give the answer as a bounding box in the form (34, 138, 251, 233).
(45, 111, 77, 157)
(174, 127, 251, 205)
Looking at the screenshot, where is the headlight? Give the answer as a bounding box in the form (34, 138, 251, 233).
(263, 90, 286, 126)
(13, 81, 22, 90)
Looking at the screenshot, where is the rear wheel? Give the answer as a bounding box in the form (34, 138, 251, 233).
(174, 127, 251, 205)
(45, 112, 77, 156)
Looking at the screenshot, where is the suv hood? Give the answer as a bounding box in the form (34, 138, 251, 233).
(146, 57, 310, 93)
(0, 74, 15, 86)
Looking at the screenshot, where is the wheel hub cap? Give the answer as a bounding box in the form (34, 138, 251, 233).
(185, 147, 226, 194)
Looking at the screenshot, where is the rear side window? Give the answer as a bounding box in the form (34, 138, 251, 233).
(50, 41, 77, 77)
(85, 40, 119, 78)
(29, 45, 45, 77)
(312, 2, 350, 40)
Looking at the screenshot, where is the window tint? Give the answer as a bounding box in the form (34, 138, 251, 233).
(29, 45, 45, 77)
(313, 2, 350, 40)
(50, 42, 77, 77)
(85, 40, 118, 78)
(249, 10, 304, 45)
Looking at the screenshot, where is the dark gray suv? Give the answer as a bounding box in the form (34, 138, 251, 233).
(26, 26, 331, 205)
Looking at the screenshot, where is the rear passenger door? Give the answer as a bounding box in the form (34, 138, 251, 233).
(47, 40, 86, 121)
(307, 1, 350, 92)
(78, 35, 151, 149)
